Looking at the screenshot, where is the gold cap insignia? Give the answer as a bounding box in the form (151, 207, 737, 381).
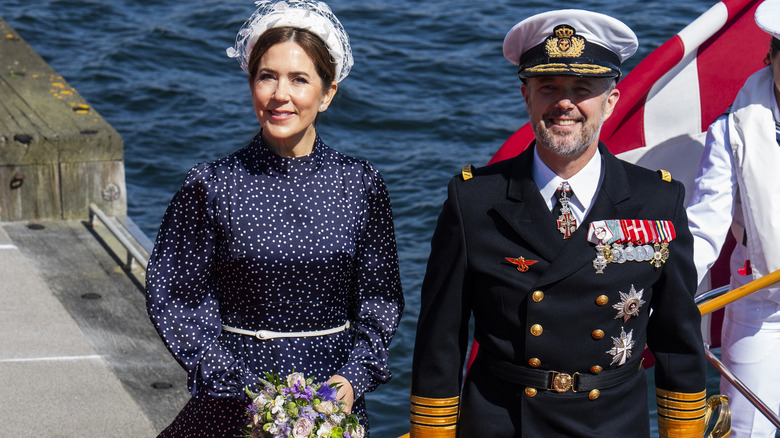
(545, 25, 585, 58)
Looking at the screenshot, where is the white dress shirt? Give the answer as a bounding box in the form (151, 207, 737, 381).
(533, 146, 604, 225)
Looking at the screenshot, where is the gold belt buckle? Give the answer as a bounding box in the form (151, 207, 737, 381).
(549, 371, 579, 393)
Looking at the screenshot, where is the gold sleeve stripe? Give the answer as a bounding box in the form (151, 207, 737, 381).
(410, 395, 459, 430)
(656, 389, 706, 437)
(656, 388, 707, 402)
(411, 405, 459, 416)
(409, 423, 457, 438)
(657, 407, 707, 419)
(657, 398, 707, 410)
(410, 413, 458, 425)
(411, 395, 460, 407)
(656, 418, 706, 437)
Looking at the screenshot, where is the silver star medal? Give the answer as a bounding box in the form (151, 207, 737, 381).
(612, 285, 646, 322)
(607, 327, 634, 366)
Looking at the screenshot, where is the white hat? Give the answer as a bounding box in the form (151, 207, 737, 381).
(226, 0, 354, 83)
(756, 0, 780, 39)
(503, 9, 638, 79)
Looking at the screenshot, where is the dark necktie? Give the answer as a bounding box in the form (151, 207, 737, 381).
(554, 181, 577, 239)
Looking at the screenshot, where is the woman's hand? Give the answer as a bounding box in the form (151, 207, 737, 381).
(327, 374, 354, 414)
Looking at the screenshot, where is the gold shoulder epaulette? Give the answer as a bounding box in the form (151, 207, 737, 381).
(461, 164, 474, 181)
(410, 394, 459, 437)
(658, 169, 672, 182)
(656, 388, 706, 437)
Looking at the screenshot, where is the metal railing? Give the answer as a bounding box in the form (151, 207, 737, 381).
(88, 202, 148, 271)
(703, 344, 780, 431)
(696, 280, 780, 431)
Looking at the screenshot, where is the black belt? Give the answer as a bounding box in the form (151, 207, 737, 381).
(482, 351, 642, 393)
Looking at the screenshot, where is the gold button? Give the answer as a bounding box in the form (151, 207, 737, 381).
(532, 290, 544, 302)
(590, 365, 603, 374)
(589, 389, 600, 400)
(525, 387, 537, 397)
(528, 357, 541, 368)
(591, 329, 605, 340)
(596, 295, 609, 306)
(530, 324, 543, 336)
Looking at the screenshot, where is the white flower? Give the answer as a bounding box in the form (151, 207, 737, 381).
(287, 372, 307, 389)
(314, 400, 335, 415)
(329, 412, 345, 424)
(316, 421, 335, 437)
(252, 412, 265, 427)
(292, 417, 315, 438)
(253, 393, 272, 410)
(349, 424, 366, 438)
(270, 395, 286, 416)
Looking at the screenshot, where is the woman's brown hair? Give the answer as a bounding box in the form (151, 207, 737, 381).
(247, 27, 336, 92)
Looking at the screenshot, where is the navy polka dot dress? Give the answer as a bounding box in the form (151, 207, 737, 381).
(146, 132, 404, 437)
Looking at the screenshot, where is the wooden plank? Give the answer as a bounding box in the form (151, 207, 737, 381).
(0, 163, 60, 221)
(0, 17, 123, 165)
(2, 221, 189, 432)
(0, 16, 128, 221)
(61, 161, 127, 218)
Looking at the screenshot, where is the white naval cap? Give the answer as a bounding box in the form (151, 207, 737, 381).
(503, 9, 638, 79)
(756, 0, 780, 39)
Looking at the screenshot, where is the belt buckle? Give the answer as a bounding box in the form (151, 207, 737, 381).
(549, 371, 579, 393)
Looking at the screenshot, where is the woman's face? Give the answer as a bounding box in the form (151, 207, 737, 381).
(250, 41, 337, 157)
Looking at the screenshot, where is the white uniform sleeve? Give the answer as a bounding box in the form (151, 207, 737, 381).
(686, 114, 739, 286)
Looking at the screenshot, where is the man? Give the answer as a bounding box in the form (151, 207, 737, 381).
(687, 1, 780, 436)
(410, 9, 707, 438)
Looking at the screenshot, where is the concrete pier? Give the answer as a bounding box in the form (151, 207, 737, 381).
(0, 15, 189, 436)
(0, 224, 160, 436)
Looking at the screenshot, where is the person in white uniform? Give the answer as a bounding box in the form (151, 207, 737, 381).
(687, 1, 780, 436)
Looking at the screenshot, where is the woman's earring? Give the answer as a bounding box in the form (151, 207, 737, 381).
(319, 105, 326, 112)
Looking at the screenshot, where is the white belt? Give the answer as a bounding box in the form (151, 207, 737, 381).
(222, 321, 350, 340)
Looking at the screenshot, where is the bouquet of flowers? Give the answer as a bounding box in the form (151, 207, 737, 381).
(243, 371, 365, 438)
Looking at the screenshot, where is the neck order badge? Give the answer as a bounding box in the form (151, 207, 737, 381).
(555, 181, 577, 239)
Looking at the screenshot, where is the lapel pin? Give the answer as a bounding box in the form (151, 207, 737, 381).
(506, 256, 538, 272)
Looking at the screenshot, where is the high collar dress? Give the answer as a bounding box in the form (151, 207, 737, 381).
(146, 132, 404, 437)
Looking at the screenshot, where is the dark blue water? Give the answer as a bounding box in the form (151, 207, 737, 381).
(2, 1, 723, 436)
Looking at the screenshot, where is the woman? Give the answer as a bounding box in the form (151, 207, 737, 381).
(687, 0, 780, 436)
(145, 1, 404, 435)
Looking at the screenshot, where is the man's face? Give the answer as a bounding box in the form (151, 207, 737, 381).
(521, 76, 619, 158)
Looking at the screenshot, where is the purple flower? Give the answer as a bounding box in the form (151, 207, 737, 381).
(317, 383, 338, 402)
(285, 381, 315, 402)
(300, 405, 317, 421)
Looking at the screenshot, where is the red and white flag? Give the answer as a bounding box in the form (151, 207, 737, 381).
(471, 0, 767, 367)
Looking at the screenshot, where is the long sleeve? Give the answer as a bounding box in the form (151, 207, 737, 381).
(687, 115, 739, 286)
(146, 163, 252, 400)
(410, 177, 471, 437)
(648, 179, 708, 437)
(337, 163, 404, 400)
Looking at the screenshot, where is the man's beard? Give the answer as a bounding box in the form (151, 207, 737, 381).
(532, 109, 604, 158)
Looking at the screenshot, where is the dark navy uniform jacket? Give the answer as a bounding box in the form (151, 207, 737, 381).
(410, 143, 707, 437)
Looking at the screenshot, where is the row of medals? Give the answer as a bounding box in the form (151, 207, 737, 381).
(593, 242, 670, 273)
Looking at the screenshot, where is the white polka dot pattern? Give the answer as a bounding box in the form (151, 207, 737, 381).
(146, 133, 404, 436)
